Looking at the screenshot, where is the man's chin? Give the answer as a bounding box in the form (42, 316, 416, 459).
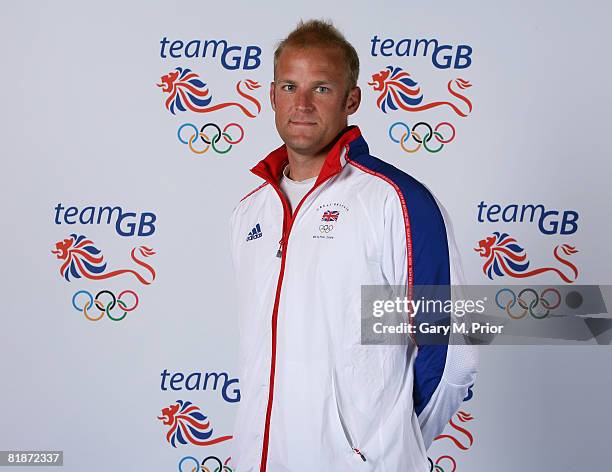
(287, 145, 318, 156)
(282, 135, 322, 155)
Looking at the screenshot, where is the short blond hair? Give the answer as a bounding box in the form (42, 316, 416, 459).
(273, 19, 360, 90)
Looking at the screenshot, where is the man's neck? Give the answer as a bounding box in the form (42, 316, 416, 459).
(285, 150, 326, 182)
(284, 126, 351, 181)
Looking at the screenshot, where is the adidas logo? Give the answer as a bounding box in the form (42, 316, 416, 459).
(246, 223, 263, 241)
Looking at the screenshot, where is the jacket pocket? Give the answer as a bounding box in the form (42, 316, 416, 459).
(331, 371, 368, 464)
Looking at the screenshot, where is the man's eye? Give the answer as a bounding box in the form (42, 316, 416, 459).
(315, 86, 330, 93)
(281, 84, 295, 91)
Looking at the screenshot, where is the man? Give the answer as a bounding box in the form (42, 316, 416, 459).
(229, 20, 478, 471)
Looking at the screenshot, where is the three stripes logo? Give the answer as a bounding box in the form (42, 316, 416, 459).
(246, 223, 262, 241)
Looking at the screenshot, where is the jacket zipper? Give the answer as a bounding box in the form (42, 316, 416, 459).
(276, 238, 284, 258)
(353, 448, 367, 462)
(256, 161, 346, 472)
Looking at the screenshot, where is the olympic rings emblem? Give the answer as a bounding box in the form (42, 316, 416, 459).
(388, 121, 456, 154)
(72, 290, 139, 321)
(319, 224, 334, 233)
(495, 288, 561, 319)
(178, 122, 245, 155)
(428, 455, 457, 472)
(178, 455, 233, 472)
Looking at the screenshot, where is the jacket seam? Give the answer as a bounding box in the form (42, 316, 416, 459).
(240, 181, 269, 203)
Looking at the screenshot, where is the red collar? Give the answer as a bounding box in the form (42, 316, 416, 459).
(251, 126, 362, 187)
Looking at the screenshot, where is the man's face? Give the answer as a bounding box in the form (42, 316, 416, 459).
(270, 46, 361, 157)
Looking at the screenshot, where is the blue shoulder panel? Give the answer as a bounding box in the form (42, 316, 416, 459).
(348, 136, 451, 416)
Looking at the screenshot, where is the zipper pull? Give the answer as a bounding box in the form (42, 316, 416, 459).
(276, 238, 284, 258)
(353, 448, 366, 462)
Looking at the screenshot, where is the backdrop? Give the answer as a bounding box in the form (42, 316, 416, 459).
(2, 1, 611, 470)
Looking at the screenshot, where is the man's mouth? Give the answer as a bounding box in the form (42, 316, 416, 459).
(289, 120, 317, 126)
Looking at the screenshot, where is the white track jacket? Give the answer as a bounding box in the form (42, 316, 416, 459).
(229, 126, 478, 471)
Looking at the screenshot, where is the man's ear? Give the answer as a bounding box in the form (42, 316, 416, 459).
(346, 86, 361, 115)
(270, 81, 276, 112)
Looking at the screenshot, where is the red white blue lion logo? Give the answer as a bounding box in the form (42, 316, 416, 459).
(157, 400, 232, 448)
(156, 67, 261, 117)
(475, 232, 578, 283)
(368, 66, 472, 117)
(51, 233, 156, 285)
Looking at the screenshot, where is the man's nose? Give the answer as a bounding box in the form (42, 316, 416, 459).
(294, 89, 314, 111)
